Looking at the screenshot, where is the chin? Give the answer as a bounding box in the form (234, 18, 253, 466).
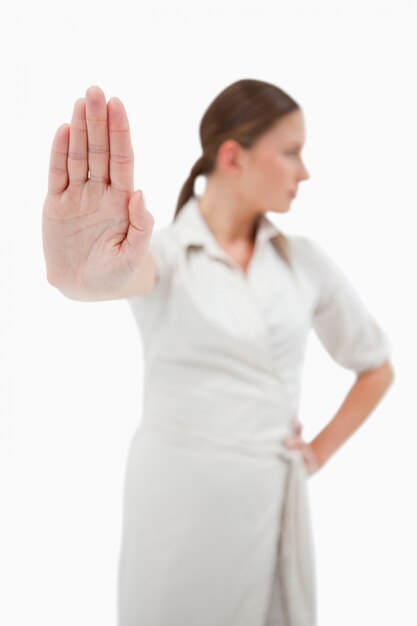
(269, 204, 291, 214)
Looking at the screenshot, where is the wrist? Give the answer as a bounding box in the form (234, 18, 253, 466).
(309, 439, 327, 470)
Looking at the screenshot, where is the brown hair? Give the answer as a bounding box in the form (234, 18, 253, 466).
(173, 78, 301, 267)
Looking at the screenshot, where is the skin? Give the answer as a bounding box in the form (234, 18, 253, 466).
(42, 85, 155, 301)
(198, 109, 310, 271)
(199, 116, 394, 476)
(285, 418, 322, 477)
(197, 112, 394, 477)
(197, 110, 317, 472)
(42, 86, 307, 299)
(43, 87, 394, 474)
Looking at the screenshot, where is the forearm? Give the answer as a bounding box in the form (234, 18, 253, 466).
(309, 360, 395, 468)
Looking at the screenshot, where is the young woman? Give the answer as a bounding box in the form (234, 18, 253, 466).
(42, 79, 394, 626)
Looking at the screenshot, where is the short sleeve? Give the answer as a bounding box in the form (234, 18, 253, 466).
(148, 225, 178, 288)
(126, 225, 179, 327)
(301, 236, 392, 375)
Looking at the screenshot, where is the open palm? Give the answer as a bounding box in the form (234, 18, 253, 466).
(42, 85, 154, 301)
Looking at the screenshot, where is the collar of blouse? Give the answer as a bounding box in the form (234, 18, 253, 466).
(173, 195, 283, 264)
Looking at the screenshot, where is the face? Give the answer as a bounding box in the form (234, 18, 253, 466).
(232, 108, 310, 214)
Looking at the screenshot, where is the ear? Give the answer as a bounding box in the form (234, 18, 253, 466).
(217, 139, 247, 174)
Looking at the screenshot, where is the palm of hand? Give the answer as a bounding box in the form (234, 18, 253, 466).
(42, 85, 152, 300)
(43, 183, 134, 297)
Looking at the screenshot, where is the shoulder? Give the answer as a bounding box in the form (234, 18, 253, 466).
(286, 233, 344, 291)
(148, 222, 181, 276)
(287, 233, 331, 264)
(150, 221, 179, 252)
(285, 233, 332, 283)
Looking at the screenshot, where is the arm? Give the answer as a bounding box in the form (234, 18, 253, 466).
(309, 360, 395, 468)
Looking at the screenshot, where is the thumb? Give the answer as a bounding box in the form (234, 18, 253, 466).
(126, 189, 154, 250)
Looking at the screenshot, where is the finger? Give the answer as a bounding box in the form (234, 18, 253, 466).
(284, 437, 299, 447)
(107, 97, 134, 194)
(292, 417, 303, 433)
(48, 123, 70, 195)
(85, 85, 110, 184)
(125, 190, 154, 251)
(68, 98, 88, 186)
(285, 434, 305, 446)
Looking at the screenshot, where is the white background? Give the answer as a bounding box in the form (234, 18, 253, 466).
(1, 1, 416, 624)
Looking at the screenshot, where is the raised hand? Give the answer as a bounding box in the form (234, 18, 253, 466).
(42, 85, 154, 300)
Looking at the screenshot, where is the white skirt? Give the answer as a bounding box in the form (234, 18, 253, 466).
(116, 421, 317, 626)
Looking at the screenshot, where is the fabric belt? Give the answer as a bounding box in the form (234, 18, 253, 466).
(138, 420, 317, 626)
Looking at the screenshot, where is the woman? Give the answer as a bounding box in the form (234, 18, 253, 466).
(42, 79, 394, 626)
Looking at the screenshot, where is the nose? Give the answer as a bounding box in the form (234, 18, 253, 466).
(300, 161, 310, 181)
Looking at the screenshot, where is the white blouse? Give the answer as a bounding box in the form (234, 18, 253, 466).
(119, 195, 392, 626)
(128, 195, 391, 441)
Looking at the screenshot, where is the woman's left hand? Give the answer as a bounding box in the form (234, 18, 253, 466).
(284, 418, 322, 477)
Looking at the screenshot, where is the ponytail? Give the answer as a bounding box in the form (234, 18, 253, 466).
(174, 154, 212, 219)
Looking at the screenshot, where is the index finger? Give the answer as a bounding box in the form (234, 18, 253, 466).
(107, 97, 134, 194)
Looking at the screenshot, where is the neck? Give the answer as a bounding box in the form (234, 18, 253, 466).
(197, 189, 261, 247)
